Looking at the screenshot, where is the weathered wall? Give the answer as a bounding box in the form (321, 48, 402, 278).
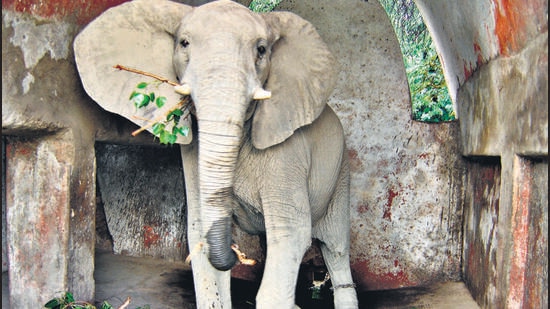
(415, 0, 547, 113)
(95, 143, 187, 260)
(461, 158, 501, 307)
(1, 0, 547, 308)
(4, 133, 74, 308)
(1, 8, 103, 301)
(458, 49, 548, 308)
(416, 0, 548, 307)
(1, 2, 158, 305)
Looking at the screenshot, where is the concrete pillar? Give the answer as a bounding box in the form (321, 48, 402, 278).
(5, 132, 74, 307)
(458, 31, 548, 308)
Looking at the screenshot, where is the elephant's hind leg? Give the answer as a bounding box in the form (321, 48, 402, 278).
(318, 242, 358, 309)
(313, 162, 358, 309)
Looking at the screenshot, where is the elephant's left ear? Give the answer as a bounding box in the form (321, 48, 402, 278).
(74, 0, 193, 144)
(252, 11, 338, 149)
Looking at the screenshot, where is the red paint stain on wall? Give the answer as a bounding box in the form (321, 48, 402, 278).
(383, 189, 398, 221)
(352, 260, 415, 291)
(347, 148, 364, 171)
(473, 42, 484, 65)
(463, 42, 485, 79)
(143, 225, 160, 249)
(493, 0, 546, 56)
(463, 64, 474, 81)
(2, 0, 128, 25)
(463, 41, 487, 80)
(356, 203, 369, 214)
(7, 142, 32, 158)
(418, 152, 429, 160)
(508, 160, 532, 307)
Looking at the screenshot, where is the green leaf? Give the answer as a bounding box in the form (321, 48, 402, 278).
(167, 134, 177, 144)
(129, 91, 139, 100)
(181, 126, 190, 136)
(159, 130, 177, 144)
(100, 301, 114, 309)
(156, 96, 167, 108)
(64, 292, 75, 303)
(132, 93, 151, 108)
(249, 0, 281, 12)
(44, 298, 61, 308)
(167, 108, 183, 122)
(152, 123, 165, 135)
(149, 92, 155, 103)
(173, 125, 189, 137)
(137, 82, 148, 89)
(170, 109, 183, 116)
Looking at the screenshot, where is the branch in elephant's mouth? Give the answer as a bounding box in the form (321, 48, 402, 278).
(184, 242, 257, 266)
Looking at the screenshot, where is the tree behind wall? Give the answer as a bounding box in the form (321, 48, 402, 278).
(378, 0, 455, 122)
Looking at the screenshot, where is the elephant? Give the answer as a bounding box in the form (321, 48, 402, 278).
(74, 0, 358, 308)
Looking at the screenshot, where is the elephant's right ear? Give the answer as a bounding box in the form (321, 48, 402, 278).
(74, 0, 193, 144)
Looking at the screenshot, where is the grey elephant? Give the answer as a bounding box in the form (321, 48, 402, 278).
(74, 0, 358, 308)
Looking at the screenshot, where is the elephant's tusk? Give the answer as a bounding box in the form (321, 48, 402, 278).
(174, 83, 191, 95)
(252, 87, 271, 100)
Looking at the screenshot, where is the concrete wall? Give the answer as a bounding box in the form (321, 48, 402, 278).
(1, 0, 547, 308)
(2, 1, 158, 305)
(95, 143, 187, 260)
(415, 0, 548, 307)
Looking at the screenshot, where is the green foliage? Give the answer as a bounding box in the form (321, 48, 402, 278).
(129, 81, 168, 109)
(249, 0, 281, 12)
(44, 292, 111, 309)
(378, 0, 455, 122)
(131, 81, 190, 144)
(44, 292, 151, 309)
(408, 44, 455, 122)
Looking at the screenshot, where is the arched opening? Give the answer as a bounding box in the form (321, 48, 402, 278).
(378, 0, 455, 122)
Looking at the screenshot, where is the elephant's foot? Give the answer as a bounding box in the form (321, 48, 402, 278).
(332, 286, 359, 309)
(188, 243, 232, 308)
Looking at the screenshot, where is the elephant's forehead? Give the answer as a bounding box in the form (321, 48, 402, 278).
(184, 2, 265, 36)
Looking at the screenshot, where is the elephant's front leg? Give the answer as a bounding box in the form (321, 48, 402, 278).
(255, 187, 312, 309)
(186, 221, 232, 308)
(181, 145, 232, 308)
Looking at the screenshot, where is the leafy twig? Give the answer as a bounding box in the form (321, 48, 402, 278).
(131, 96, 191, 137)
(114, 64, 193, 143)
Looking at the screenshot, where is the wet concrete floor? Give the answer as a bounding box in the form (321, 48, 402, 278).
(3, 250, 480, 308)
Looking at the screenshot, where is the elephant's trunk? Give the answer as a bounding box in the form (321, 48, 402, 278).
(199, 125, 240, 270)
(195, 88, 248, 271)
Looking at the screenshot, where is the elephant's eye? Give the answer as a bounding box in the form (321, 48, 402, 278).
(257, 45, 266, 57)
(180, 39, 189, 48)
